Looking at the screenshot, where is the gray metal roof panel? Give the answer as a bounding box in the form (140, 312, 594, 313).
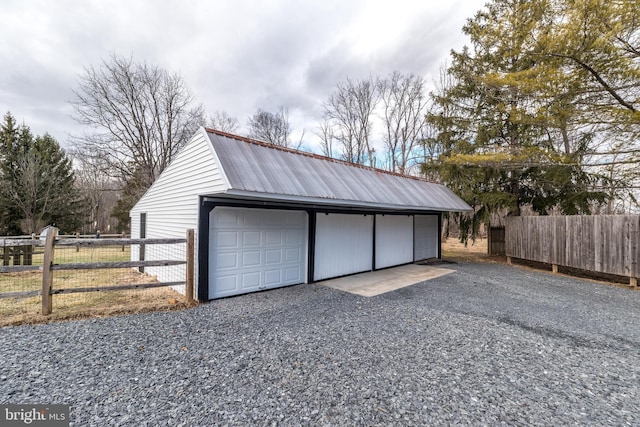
(206, 130, 472, 212)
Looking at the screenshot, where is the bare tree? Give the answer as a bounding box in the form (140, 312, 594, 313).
(247, 106, 300, 148)
(72, 149, 120, 233)
(377, 72, 428, 174)
(423, 63, 459, 181)
(70, 55, 205, 193)
(322, 77, 377, 166)
(208, 110, 240, 133)
(315, 117, 336, 158)
(3, 151, 54, 233)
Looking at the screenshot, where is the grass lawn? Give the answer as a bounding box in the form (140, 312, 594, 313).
(441, 237, 494, 262)
(0, 246, 192, 327)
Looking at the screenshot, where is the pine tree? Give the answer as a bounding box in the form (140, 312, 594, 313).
(0, 112, 82, 234)
(425, 0, 611, 241)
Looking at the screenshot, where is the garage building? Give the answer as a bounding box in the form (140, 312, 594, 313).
(130, 128, 471, 301)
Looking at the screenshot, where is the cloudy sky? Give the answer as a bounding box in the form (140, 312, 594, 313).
(0, 0, 482, 152)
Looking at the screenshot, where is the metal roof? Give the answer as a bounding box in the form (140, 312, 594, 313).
(205, 129, 472, 212)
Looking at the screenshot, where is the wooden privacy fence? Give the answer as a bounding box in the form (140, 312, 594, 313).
(488, 226, 506, 256)
(0, 228, 195, 314)
(505, 216, 639, 287)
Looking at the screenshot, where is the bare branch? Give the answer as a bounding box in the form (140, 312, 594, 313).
(208, 110, 240, 133)
(70, 54, 205, 190)
(247, 105, 293, 147)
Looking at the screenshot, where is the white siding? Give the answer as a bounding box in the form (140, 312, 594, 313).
(375, 215, 414, 269)
(414, 215, 439, 260)
(314, 213, 373, 281)
(130, 129, 227, 292)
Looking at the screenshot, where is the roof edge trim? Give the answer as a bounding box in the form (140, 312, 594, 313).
(200, 127, 232, 191)
(220, 189, 473, 212)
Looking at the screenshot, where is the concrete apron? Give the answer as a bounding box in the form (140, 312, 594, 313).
(318, 264, 455, 297)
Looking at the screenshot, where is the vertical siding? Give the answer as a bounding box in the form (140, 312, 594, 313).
(375, 214, 414, 269)
(130, 130, 227, 288)
(414, 215, 439, 260)
(314, 213, 373, 281)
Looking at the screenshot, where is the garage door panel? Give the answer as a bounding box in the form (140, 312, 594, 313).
(243, 211, 262, 226)
(265, 215, 283, 226)
(285, 247, 301, 262)
(264, 269, 282, 285)
(265, 249, 282, 264)
(242, 251, 261, 267)
(375, 215, 414, 269)
(242, 231, 261, 246)
(216, 275, 238, 293)
(210, 207, 307, 299)
(216, 210, 240, 225)
(286, 230, 303, 244)
(217, 231, 239, 248)
(216, 252, 238, 269)
(241, 272, 261, 289)
(415, 215, 438, 260)
(265, 231, 283, 245)
(314, 213, 373, 281)
(285, 267, 302, 281)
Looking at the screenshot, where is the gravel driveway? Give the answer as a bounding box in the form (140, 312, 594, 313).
(1, 261, 639, 426)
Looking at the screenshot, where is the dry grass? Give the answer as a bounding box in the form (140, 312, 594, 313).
(0, 288, 194, 327)
(441, 237, 503, 263)
(0, 245, 195, 327)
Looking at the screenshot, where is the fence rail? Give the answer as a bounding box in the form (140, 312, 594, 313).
(505, 215, 639, 287)
(0, 228, 195, 315)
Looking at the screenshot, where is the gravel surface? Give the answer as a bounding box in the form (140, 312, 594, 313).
(1, 261, 639, 426)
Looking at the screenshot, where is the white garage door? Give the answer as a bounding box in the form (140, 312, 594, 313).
(414, 215, 439, 260)
(209, 207, 307, 299)
(314, 213, 373, 281)
(375, 214, 414, 269)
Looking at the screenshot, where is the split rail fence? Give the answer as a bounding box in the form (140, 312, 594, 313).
(505, 215, 639, 288)
(0, 228, 195, 316)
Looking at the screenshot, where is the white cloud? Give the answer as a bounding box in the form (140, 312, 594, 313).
(0, 0, 478, 150)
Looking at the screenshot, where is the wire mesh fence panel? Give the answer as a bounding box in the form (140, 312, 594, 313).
(0, 270, 42, 324)
(1, 232, 194, 326)
(0, 239, 43, 325)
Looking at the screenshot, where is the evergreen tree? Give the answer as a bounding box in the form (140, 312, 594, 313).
(0, 112, 29, 235)
(425, 0, 612, 241)
(0, 112, 82, 234)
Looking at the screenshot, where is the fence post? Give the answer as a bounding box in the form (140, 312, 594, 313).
(631, 277, 638, 288)
(42, 227, 58, 315)
(76, 231, 80, 252)
(2, 244, 7, 266)
(186, 229, 195, 303)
